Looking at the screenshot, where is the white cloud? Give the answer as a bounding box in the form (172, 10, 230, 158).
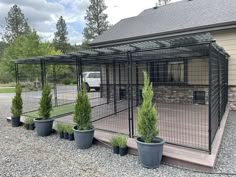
(105, 0, 181, 24)
(0, 0, 181, 44)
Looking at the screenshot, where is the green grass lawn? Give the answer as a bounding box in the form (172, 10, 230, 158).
(0, 87, 15, 93)
(24, 103, 74, 118)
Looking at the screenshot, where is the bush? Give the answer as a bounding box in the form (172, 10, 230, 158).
(72, 80, 77, 85)
(111, 135, 128, 148)
(73, 82, 92, 130)
(25, 117, 34, 125)
(38, 83, 52, 119)
(63, 79, 72, 85)
(111, 135, 120, 147)
(137, 72, 158, 143)
(65, 124, 74, 134)
(11, 84, 23, 117)
(118, 136, 128, 148)
(56, 123, 64, 133)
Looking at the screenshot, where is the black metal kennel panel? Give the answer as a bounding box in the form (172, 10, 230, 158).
(92, 60, 131, 135)
(16, 63, 42, 113)
(45, 64, 78, 107)
(15, 33, 229, 153)
(209, 44, 228, 153)
(131, 44, 211, 151)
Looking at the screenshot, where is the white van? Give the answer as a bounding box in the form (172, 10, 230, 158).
(83, 72, 101, 92)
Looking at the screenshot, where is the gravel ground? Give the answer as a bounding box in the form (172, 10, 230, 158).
(1, 93, 236, 177)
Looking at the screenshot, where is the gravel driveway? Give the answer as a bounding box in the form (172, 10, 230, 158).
(1, 92, 236, 176)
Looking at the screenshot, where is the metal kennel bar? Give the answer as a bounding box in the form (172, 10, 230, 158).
(15, 33, 229, 152)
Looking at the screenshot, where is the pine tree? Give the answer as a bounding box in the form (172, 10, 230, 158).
(83, 0, 109, 42)
(137, 72, 158, 143)
(4, 5, 31, 43)
(11, 84, 23, 117)
(74, 83, 92, 130)
(39, 83, 52, 119)
(53, 16, 68, 53)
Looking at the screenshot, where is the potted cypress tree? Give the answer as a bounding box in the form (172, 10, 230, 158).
(34, 83, 53, 137)
(11, 84, 23, 127)
(136, 72, 165, 169)
(73, 83, 94, 149)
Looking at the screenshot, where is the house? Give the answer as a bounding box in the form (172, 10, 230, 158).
(86, 0, 234, 153)
(90, 0, 236, 109)
(15, 0, 232, 160)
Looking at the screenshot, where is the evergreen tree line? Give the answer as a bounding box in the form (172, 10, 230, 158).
(0, 0, 109, 83)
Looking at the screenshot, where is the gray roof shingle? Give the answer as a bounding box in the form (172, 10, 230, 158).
(91, 0, 236, 46)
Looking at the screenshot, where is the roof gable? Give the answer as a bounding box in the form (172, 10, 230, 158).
(91, 0, 236, 46)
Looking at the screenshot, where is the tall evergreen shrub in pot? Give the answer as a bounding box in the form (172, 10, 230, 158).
(136, 72, 165, 169)
(11, 84, 23, 127)
(73, 83, 94, 149)
(34, 83, 53, 137)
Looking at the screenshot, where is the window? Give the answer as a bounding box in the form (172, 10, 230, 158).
(168, 61, 184, 83)
(150, 60, 187, 84)
(193, 91, 205, 104)
(88, 73, 100, 78)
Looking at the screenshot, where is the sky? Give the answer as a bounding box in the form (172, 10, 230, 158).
(0, 0, 181, 44)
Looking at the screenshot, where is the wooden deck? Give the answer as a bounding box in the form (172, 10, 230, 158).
(94, 106, 229, 170)
(56, 98, 209, 150)
(19, 95, 229, 169)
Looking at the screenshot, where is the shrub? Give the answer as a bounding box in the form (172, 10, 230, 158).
(111, 135, 120, 147)
(38, 83, 52, 119)
(25, 117, 34, 125)
(111, 135, 128, 148)
(118, 136, 128, 148)
(137, 72, 158, 143)
(72, 80, 77, 85)
(11, 84, 23, 117)
(56, 123, 64, 133)
(63, 79, 71, 85)
(73, 83, 92, 130)
(65, 124, 74, 134)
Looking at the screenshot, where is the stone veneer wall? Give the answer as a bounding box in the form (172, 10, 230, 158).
(101, 84, 209, 105)
(153, 86, 209, 105)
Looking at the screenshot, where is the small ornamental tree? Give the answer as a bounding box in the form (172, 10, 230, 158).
(11, 84, 23, 118)
(74, 83, 92, 130)
(38, 83, 52, 119)
(137, 72, 158, 143)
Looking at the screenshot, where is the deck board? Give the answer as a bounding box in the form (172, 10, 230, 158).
(56, 98, 209, 150)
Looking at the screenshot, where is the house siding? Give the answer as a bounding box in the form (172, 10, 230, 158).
(100, 60, 209, 105)
(188, 59, 208, 85)
(212, 29, 236, 86)
(212, 29, 236, 109)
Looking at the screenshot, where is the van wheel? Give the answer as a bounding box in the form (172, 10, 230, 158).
(95, 88, 100, 92)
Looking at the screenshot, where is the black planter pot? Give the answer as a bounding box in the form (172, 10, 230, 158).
(119, 147, 128, 156)
(29, 124, 35, 130)
(34, 118, 54, 137)
(24, 124, 30, 130)
(68, 133, 74, 141)
(113, 146, 119, 154)
(11, 117, 21, 127)
(63, 132, 69, 139)
(59, 132, 64, 139)
(73, 126, 95, 149)
(136, 137, 165, 169)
